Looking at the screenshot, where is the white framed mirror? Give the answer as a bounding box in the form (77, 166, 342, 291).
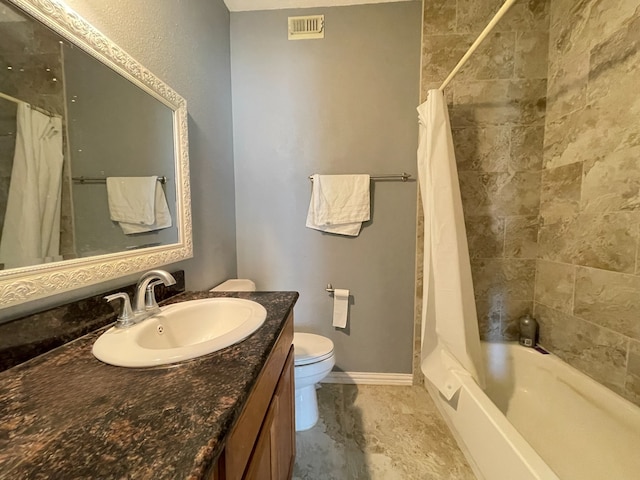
(0, 0, 192, 308)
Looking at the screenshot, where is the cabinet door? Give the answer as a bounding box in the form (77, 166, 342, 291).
(269, 348, 295, 480)
(243, 409, 273, 480)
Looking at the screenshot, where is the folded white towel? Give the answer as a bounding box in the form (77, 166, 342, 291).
(106, 176, 172, 234)
(118, 183, 172, 234)
(106, 176, 157, 225)
(306, 174, 370, 236)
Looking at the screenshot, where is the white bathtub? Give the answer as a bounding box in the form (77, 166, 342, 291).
(425, 342, 640, 480)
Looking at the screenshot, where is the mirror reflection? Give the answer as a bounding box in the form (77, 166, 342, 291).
(0, 1, 177, 271)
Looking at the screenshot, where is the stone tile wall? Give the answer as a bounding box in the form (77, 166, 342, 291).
(415, 0, 549, 377)
(417, 0, 640, 407)
(534, 0, 640, 406)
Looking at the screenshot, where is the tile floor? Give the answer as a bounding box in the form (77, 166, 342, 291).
(292, 384, 477, 480)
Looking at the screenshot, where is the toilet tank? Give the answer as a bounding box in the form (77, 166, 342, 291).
(210, 279, 256, 292)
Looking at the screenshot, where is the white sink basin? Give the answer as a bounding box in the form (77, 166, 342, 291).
(92, 298, 267, 367)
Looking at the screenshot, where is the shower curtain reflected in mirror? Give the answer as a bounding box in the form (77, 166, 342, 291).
(0, 102, 63, 268)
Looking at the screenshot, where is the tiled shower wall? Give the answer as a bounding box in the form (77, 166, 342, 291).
(534, 0, 640, 405)
(416, 0, 640, 407)
(414, 0, 549, 380)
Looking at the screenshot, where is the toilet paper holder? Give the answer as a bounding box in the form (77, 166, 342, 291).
(325, 284, 335, 293)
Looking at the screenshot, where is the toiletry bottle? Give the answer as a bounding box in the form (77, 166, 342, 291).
(519, 314, 538, 347)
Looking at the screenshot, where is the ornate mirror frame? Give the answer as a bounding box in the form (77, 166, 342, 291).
(0, 0, 192, 308)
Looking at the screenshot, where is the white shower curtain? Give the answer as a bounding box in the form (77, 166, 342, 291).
(417, 89, 485, 399)
(0, 103, 64, 268)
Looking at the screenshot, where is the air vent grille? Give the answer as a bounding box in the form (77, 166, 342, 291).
(288, 15, 324, 40)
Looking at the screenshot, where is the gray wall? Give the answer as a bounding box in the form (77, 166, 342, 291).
(64, 0, 237, 291)
(64, 44, 177, 256)
(3, 0, 236, 320)
(231, 2, 421, 373)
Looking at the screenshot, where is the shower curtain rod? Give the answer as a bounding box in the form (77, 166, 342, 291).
(439, 0, 518, 91)
(0, 91, 61, 118)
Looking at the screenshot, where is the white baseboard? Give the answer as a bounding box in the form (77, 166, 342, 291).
(322, 371, 413, 386)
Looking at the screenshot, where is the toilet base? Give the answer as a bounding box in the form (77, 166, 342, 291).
(295, 384, 319, 431)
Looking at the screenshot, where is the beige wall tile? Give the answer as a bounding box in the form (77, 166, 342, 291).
(534, 303, 628, 393)
(471, 258, 536, 303)
(540, 163, 582, 224)
(587, 86, 640, 157)
(452, 126, 511, 172)
(537, 217, 576, 264)
(545, 48, 589, 121)
(545, 87, 640, 170)
(452, 79, 547, 127)
(422, 34, 473, 84)
(510, 125, 544, 171)
(586, 0, 640, 50)
(465, 215, 505, 259)
(456, 0, 506, 34)
(534, 260, 575, 313)
(543, 105, 595, 169)
(587, 13, 640, 103)
(458, 32, 516, 81)
(582, 147, 640, 213)
(475, 297, 503, 341)
(501, 0, 550, 32)
(548, 0, 593, 57)
(625, 340, 640, 405)
(539, 213, 638, 273)
(572, 213, 639, 273)
(515, 31, 550, 79)
(504, 216, 538, 259)
(459, 171, 541, 217)
(422, 0, 457, 35)
(574, 267, 640, 340)
(457, 0, 549, 34)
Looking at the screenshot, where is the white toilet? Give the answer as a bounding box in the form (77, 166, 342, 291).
(211, 279, 336, 432)
(210, 278, 256, 292)
(293, 332, 335, 431)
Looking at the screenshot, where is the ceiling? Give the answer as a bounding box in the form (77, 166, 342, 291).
(223, 0, 414, 12)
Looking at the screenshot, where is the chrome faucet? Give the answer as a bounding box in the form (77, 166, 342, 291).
(133, 269, 176, 315)
(105, 269, 176, 328)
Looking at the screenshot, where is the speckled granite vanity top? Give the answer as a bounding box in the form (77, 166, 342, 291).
(0, 291, 298, 480)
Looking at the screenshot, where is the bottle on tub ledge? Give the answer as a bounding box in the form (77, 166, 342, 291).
(518, 313, 539, 347)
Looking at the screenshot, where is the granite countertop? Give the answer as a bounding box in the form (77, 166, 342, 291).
(0, 290, 298, 480)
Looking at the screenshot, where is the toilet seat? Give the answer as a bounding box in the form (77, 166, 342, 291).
(294, 333, 334, 366)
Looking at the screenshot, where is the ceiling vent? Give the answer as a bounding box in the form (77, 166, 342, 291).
(288, 15, 324, 40)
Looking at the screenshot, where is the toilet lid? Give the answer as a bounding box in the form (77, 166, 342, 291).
(293, 333, 334, 366)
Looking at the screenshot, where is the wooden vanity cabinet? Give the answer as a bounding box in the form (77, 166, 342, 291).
(209, 312, 295, 480)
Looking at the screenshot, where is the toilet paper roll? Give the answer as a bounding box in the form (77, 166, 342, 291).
(332, 288, 349, 328)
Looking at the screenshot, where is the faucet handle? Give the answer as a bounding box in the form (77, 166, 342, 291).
(105, 293, 136, 328)
(144, 279, 164, 314)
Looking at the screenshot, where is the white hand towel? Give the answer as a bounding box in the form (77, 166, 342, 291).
(306, 174, 370, 236)
(106, 176, 157, 225)
(118, 183, 172, 234)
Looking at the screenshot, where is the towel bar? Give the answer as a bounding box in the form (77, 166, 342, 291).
(72, 176, 167, 185)
(309, 173, 411, 182)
